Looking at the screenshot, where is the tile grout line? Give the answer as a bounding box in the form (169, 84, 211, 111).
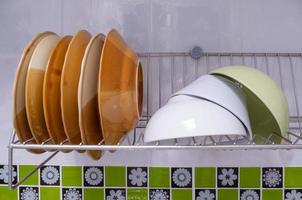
(169, 167, 171, 200)
(283, 167, 285, 200)
(260, 166, 263, 200)
(38, 164, 40, 200)
(60, 165, 62, 200)
(82, 165, 84, 200)
(18, 165, 20, 200)
(103, 166, 105, 200)
(125, 165, 127, 200)
(238, 167, 240, 200)
(147, 166, 149, 200)
(216, 167, 218, 200)
(192, 166, 195, 199)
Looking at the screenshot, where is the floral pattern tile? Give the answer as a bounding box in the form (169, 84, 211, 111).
(127, 167, 148, 187)
(195, 189, 216, 200)
(84, 166, 104, 187)
(240, 189, 260, 200)
(149, 189, 170, 200)
(0, 165, 17, 184)
(171, 167, 192, 188)
(62, 188, 82, 200)
(19, 186, 39, 200)
(262, 167, 283, 188)
(217, 167, 238, 188)
(105, 188, 126, 200)
(284, 189, 302, 200)
(6, 165, 302, 200)
(40, 165, 60, 186)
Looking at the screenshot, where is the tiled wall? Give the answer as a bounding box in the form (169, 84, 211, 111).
(1, 2, 302, 200)
(2, 0, 302, 166)
(1, 165, 302, 200)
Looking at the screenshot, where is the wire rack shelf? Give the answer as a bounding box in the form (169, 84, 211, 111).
(7, 49, 302, 189)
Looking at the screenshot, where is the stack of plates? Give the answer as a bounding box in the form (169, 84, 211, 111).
(12, 29, 143, 160)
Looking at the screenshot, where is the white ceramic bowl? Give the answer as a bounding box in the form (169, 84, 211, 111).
(144, 96, 248, 143)
(171, 74, 252, 139)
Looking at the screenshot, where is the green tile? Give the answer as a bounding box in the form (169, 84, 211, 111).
(240, 167, 260, 188)
(195, 167, 216, 188)
(84, 188, 104, 200)
(19, 165, 38, 185)
(105, 166, 125, 187)
(149, 167, 170, 188)
(218, 189, 238, 200)
(285, 167, 302, 188)
(0, 186, 17, 200)
(172, 189, 192, 200)
(40, 187, 60, 200)
(127, 189, 148, 200)
(262, 189, 282, 200)
(62, 166, 82, 186)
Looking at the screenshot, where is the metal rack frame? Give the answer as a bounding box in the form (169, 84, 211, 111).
(7, 50, 302, 189)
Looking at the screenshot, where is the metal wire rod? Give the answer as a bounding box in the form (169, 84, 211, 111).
(10, 151, 59, 189)
(203, 136, 208, 145)
(98, 139, 105, 145)
(126, 134, 132, 145)
(9, 143, 302, 151)
(264, 134, 274, 145)
(22, 137, 34, 144)
(138, 52, 302, 58)
(191, 137, 197, 146)
(146, 54, 150, 122)
(8, 130, 16, 189)
(290, 56, 302, 139)
(59, 139, 68, 145)
(271, 132, 293, 144)
(41, 138, 52, 145)
(233, 136, 239, 144)
(288, 131, 302, 139)
(209, 136, 216, 145)
(174, 138, 179, 146)
(13, 140, 19, 144)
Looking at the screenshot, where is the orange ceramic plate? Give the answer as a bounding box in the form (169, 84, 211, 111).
(61, 30, 91, 145)
(78, 33, 105, 160)
(13, 32, 53, 153)
(98, 29, 143, 145)
(26, 33, 60, 144)
(44, 36, 72, 145)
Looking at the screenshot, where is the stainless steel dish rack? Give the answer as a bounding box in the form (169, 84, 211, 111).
(7, 48, 302, 189)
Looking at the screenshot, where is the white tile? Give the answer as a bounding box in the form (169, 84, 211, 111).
(62, 0, 151, 52)
(0, 0, 62, 58)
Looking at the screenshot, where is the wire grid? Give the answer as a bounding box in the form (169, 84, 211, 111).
(137, 52, 302, 145)
(8, 51, 302, 149)
(7, 52, 302, 189)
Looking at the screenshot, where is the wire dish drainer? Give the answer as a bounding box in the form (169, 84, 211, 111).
(7, 49, 302, 189)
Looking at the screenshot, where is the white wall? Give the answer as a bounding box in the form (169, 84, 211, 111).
(1, 0, 302, 166)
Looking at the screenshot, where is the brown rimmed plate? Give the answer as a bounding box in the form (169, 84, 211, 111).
(43, 36, 72, 146)
(78, 33, 105, 160)
(61, 30, 91, 145)
(13, 32, 54, 153)
(25, 33, 60, 144)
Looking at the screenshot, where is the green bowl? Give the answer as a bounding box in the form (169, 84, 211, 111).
(210, 65, 289, 144)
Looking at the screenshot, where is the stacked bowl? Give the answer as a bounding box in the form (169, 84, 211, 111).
(13, 29, 143, 160)
(144, 66, 289, 145)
